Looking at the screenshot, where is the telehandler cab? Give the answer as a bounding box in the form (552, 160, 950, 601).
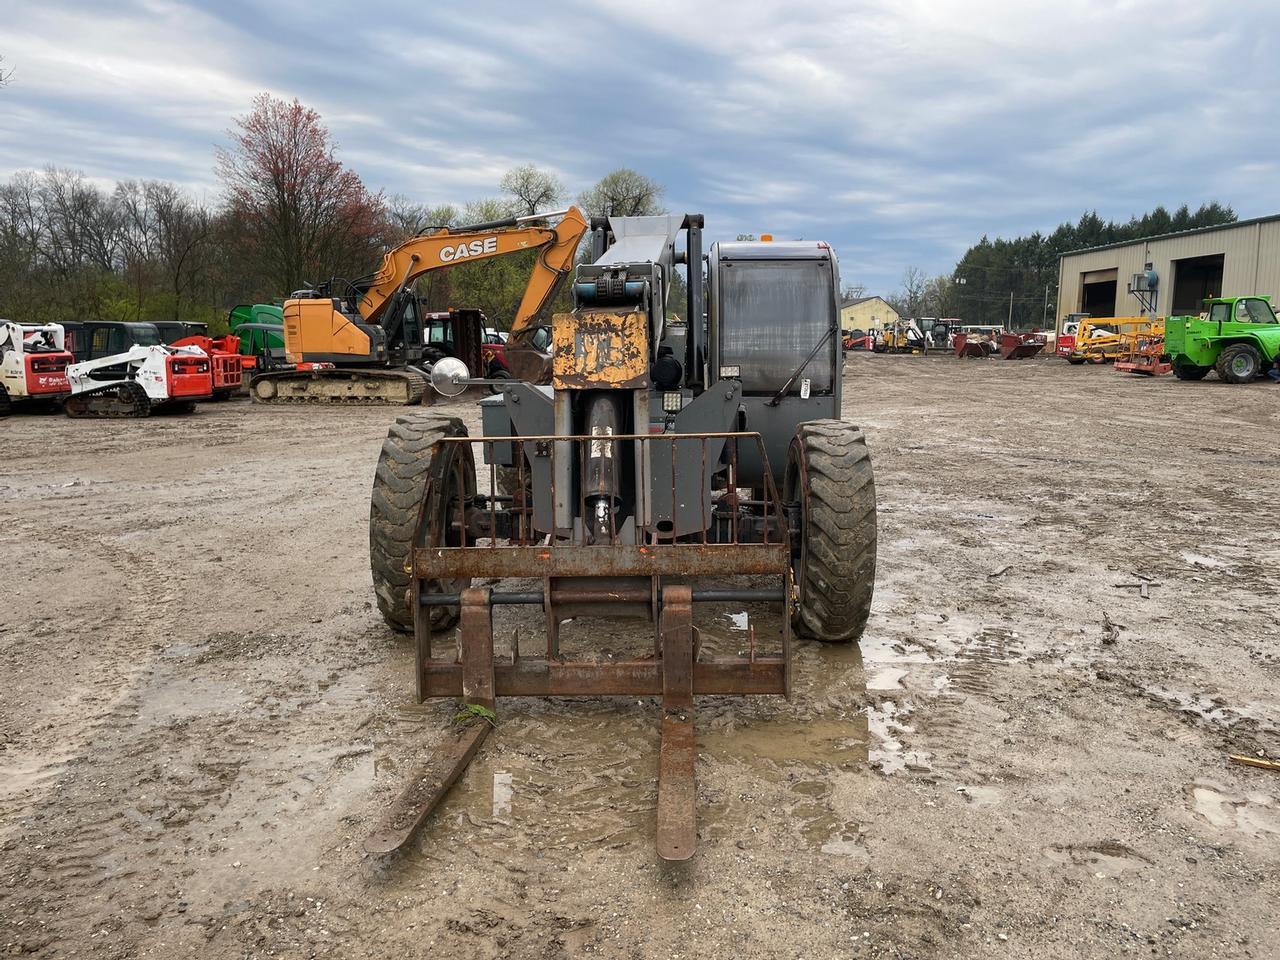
(1165, 296, 1280, 382)
(366, 215, 877, 860)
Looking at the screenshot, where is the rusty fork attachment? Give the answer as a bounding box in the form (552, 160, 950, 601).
(366, 432, 793, 861)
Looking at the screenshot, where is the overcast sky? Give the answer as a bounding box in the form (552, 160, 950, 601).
(2, 0, 1278, 294)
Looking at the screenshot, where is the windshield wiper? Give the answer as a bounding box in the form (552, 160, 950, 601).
(767, 326, 835, 407)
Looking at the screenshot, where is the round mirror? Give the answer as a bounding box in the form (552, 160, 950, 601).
(430, 356, 470, 397)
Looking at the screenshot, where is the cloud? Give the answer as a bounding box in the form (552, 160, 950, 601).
(2, 0, 1279, 295)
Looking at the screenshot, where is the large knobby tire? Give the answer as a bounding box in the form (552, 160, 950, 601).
(369, 413, 475, 634)
(785, 420, 877, 643)
(1215, 343, 1262, 384)
(1172, 357, 1210, 381)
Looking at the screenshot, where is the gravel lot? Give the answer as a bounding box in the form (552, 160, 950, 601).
(2, 355, 1278, 959)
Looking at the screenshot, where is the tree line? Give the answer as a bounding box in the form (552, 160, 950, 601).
(1, 86, 1241, 335)
(0, 93, 666, 333)
(877, 202, 1237, 328)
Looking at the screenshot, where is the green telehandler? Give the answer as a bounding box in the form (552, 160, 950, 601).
(1164, 296, 1280, 383)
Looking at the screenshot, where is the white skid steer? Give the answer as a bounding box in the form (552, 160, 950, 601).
(0, 321, 73, 415)
(65, 344, 213, 418)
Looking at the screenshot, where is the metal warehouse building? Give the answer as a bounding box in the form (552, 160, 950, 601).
(1056, 214, 1280, 322)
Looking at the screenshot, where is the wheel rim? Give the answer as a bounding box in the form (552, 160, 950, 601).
(1232, 355, 1254, 377)
(415, 443, 472, 595)
(783, 442, 808, 609)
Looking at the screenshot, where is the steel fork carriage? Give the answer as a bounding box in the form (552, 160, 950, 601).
(367, 430, 794, 861)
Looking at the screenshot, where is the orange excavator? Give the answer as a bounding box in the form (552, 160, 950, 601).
(249, 206, 589, 404)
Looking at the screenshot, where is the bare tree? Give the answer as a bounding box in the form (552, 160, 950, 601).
(216, 93, 385, 294)
(461, 197, 515, 225)
(148, 182, 213, 320)
(890, 266, 928, 317)
(384, 195, 458, 243)
(499, 165, 565, 217)
(0, 56, 13, 87)
(578, 169, 665, 218)
(923, 274, 958, 318)
(116, 180, 159, 318)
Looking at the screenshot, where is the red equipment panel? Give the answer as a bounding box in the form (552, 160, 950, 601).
(166, 356, 213, 398)
(25, 353, 72, 395)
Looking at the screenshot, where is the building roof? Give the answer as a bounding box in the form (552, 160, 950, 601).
(1061, 212, 1280, 257)
(840, 295, 892, 308)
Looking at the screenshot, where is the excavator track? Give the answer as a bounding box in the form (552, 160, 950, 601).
(64, 380, 152, 418)
(250, 369, 427, 406)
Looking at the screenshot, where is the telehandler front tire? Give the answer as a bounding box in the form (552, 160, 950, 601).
(785, 420, 877, 643)
(1215, 343, 1262, 384)
(370, 412, 475, 634)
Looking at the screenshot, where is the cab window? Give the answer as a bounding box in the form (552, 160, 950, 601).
(425, 318, 453, 346)
(1238, 299, 1278, 324)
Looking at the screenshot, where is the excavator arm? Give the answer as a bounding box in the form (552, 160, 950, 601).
(356, 206, 589, 334)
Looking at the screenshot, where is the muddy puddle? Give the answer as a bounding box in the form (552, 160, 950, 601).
(367, 603, 874, 864)
(1042, 841, 1152, 876)
(1141, 685, 1278, 735)
(368, 593, 1044, 867)
(1186, 781, 1280, 837)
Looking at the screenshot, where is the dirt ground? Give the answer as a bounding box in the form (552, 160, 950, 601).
(2, 355, 1278, 960)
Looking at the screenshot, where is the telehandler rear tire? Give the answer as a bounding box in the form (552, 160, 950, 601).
(370, 412, 475, 634)
(1172, 358, 1210, 381)
(785, 420, 877, 643)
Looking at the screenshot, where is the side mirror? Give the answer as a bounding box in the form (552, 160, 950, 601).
(430, 356, 471, 396)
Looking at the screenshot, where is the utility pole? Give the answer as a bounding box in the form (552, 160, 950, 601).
(1007, 290, 1014, 330)
(1042, 283, 1050, 329)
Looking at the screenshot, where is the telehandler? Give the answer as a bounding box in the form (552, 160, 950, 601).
(1165, 296, 1280, 382)
(366, 215, 877, 861)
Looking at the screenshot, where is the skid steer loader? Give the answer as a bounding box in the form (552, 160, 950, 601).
(0, 321, 73, 414)
(64, 343, 213, 417)
(366, 216, 877, 860)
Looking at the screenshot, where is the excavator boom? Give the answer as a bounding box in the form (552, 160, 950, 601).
(251, 206, 589, 406)
(357, 206, 589, 334)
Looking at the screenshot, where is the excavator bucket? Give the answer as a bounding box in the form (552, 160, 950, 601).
(366, 431, 793, 862)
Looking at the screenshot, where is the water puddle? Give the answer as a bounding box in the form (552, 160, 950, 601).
(1181, 551, 1228, 570)
(1043, 841, 1152, 876)
(955, 784, 1003, 806)
(867, 666, 908, 691)
(1187, 781, 1280, 837)
(388, 612, 874, 861)
(1142, 686, 1276, 734)
(867, 701, 930, 775)
(380, 597, 1034, 863)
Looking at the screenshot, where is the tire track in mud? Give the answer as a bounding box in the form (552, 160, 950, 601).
(867, 625, 1026, 781)
(920, 627, 1024, 781)
(0, 519, 201, 955)
(1, 522, 156, 816)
